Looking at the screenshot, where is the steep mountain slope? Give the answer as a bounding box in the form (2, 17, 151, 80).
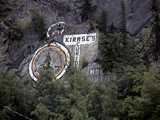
(0, 0, 153, 77)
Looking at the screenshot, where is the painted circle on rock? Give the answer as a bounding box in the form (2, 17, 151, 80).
(29, 42, 70, 81)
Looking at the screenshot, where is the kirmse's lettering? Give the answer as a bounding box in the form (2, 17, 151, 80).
(63, 33, 96, 45)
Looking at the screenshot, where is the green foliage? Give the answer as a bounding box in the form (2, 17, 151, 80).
(33, 69, 94, 120)
(88, 80, 120, 120)
(152, 0, 160, 61)
(79, 0, 96, 22)
(95, 10, 107, 33)
(97, 0, 143, 73)
(112, 64, 160, 120)
(98, 32, 141, 72)
(116, 65, 147, 119)
(96, 2, 160, 118)
(31, 103, 51, 120)
(141, 65, 160, 120)
(63, 72, 93, 120)
(0, 72, 36, 120)
(30, 9, 46, 41)
(0, 65, 160, 120)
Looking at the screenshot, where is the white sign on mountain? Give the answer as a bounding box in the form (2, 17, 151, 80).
(29, 21, 99, 81)
(63, 33, 97, 68)
(63, 33, 97, 45)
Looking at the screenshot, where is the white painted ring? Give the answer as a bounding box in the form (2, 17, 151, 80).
(29, 42, 70, 81)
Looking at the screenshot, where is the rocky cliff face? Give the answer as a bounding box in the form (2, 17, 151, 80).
(0, 0, 153, 77)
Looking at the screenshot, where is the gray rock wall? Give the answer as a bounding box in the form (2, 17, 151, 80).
(0, 0, 153, 78)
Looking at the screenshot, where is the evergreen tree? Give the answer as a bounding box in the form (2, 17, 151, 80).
(152, 0, 160, 61)
(96, 10, 107, 33)
(88, 79, 120, 120)
(98, 32, 141, 72)
(31, 10, 46, 41)
(120, 0, 127, 42)
(141, 65, 160, 120)
(32, 65, 94, 120)
(0, 72, 35, 120)
(80, 0, 96, 22)
(98, 0, 142, 73)
(116, 64, 160, 120)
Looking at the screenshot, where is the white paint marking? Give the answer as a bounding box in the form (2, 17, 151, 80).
(47, 22, 65, 38)
(63, 33, 97, 68)
(29, 42, 70, 81)
(63, 33, 97, 45)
